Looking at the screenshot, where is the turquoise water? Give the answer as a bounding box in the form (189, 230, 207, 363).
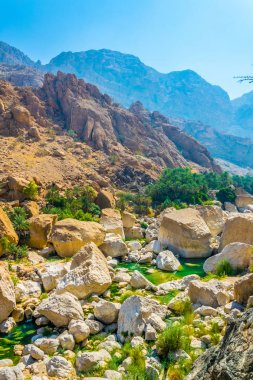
(117, 258, 205, 285)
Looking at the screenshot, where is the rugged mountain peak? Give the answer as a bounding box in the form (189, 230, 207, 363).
(0, 41, 36, 67)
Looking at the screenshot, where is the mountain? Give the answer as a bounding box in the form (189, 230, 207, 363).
(231, 90, 253, 139)
(46, 49, 232, 130)
(0, 41, 38, 67)
(0, 63, 44, 87)
(180, 119, 253, 169)
(0, 72, 218, 191)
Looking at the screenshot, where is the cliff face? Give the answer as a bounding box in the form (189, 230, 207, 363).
(186, 308, 253, 380)
(0, 72, 218, 190)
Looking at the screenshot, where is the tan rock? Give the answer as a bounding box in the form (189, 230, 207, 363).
(203, 242, 252, 273)
(124, 226, 143, 239)
(219, 214, 253, 251)
(51, 219, 106, 257)
(188, 279, 230, 308)
(100, 208, 124, 238)
(7, 176, 30, 201)
(0, 208, 18, 256)
(159, 208, 212, 258)
(117, 295, 167, 341)
(12, 105, 31, 125)
(93, 299, 121, 324)
(196, 205, 227, 236)
(122, 211, 137, 228)
(57, 242, 112, 298)
(235, 188, 253, 208)
(96, 189, 116, 209)
(100, 233, 128, 257)
(0, 264, 16, 323)
(23, 201, 40, 217)
(36, 292, 83, 327)
(29, 214, 58, 249)
(234, 273, 253, 305)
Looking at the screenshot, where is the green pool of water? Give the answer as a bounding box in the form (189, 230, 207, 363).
(117, 258, 205, 285)
(0, 321, 37, 364)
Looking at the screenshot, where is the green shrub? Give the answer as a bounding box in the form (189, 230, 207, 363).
(22, 180, 39, 200)
(43, 185, 100, 221)
(1, 238, 28, 262)
(157, 322, 190, 358)
(216, 187, 236, 203)
(215, 259, 234, 276)
(6, 207, 29, 237)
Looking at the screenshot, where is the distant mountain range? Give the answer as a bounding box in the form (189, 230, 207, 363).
(0, 41, 253, 170)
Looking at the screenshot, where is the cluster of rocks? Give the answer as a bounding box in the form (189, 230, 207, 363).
(0, 189, 252, 379)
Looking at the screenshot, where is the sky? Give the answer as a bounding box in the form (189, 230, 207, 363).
(0, 0, 253, 98)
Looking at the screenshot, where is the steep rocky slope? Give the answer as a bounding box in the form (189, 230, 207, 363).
(186, 308, 253, 380)
(0, 63, 44, 88)
(0, 72, 217, 191)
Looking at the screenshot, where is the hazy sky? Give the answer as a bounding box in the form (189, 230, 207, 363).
(1, 0, 253, 98)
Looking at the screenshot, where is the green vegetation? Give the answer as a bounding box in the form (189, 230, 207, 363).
(232, 174, 253, 194)
(22, 180, 39, 200)
(157, 322, 191, 359)
(215, 259, 234, 276)
(117, 192, 153, 216)
(146, 168, 236, 209)
(6, 207, 29, 239)
(0, 238, 28, 261)
(216, 187, 236, 203)
(43, 185, 100, 221)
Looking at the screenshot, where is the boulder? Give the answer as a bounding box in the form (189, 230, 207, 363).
(93, 299, 121, 324)
(100, 209, 124, 238)
(46, 356, 73, 378)
(224, 202, 237, 213)
(100, 233, 128, 257)
(219, 214, 253, 251)
(29, 214, 57, 249)
(0, 366, 24, 380)
(121, 211, 136, 228)
(158, 208, 212, 258)
(51, 218, 106, 257)
(124, 226, 143, 239)
(234, 273, 253, 305)
(58, 331, 75, 350)
(34, 338, 59, 355)
(127, 240, 142, 251)
(12, 105, 31, 125)
(203, 242, 252, 274)
(130, 270, 154, 289)
(15, 280, 42, 302)
(68, 319, 90, 342)
(156, 250, 181, 271)
(23, 201, 40, 218)
(76, 349, 111, 372)
(0, 208, 18, 256)
(0, 265, 16, 323)
(96, 189, 116, 209)
(36, 292, 83, 326)
(7, 176, 30, 202)
(188, 280, 230, 308)
(235, 188, 253, 209)
(117, 295, 167, 341)
(196, 205, 226, 236)
(57, 242, 112, 298)
(22, 344, 44, 360)
(38, 262, 68, 292)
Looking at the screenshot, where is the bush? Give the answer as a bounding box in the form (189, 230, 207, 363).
(6, 207, 29, 238)
(157, 322, 190, 358)
(43, 185, 100, 221)
(215, 259, 234, 276)
(0, 237, 28, 262)
(22, 180, 39, 200)
(216, 187, 236, 203)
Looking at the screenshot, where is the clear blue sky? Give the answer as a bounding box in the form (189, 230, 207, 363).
(0, 0, 253, 98)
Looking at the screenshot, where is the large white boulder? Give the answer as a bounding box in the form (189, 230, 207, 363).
(100, 209, 124, 238)
(93, 299, 121, 324)
(196, 205, 227, 236)
(117, 295, 167, 341)
(76, 349, 111, 372)
(158, 208, 212, 258)
(15, 280, 42, 302)
(38, 262, 68, 292)
(234, 273, 253, 305)
(100, 233, 128, 257)
(46, 356, 73, 378)
(156, 250, 181, 271)
(203, 242, 252, 273)
(219, 214, 253, 251)
(57, 242, 112, 299)
(188, 279, 231, 308)
(36, 292, 83, 326)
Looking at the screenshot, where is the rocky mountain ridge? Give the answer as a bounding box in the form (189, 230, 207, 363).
(0, 72, 218, 191)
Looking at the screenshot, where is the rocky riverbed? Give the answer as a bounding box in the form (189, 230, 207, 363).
(0, 180, 252, 379)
